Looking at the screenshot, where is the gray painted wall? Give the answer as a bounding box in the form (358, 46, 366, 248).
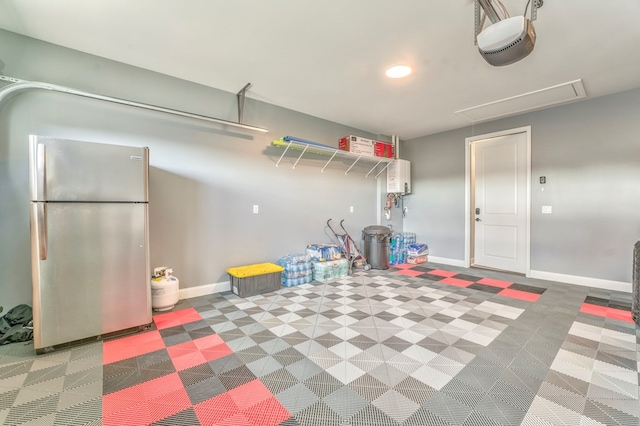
(0, 30, 388, 309)
(3, 28, 639, 311)
(403, 88, 640, 284)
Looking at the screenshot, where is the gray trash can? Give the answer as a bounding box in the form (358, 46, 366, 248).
(632, 241, 640, 326)
(362, 226, 392, 270)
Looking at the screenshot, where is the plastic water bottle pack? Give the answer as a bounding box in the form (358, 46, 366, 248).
(388, 232, 422, 266)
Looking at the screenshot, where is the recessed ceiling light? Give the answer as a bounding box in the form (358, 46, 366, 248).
(385, 65, 412, 79)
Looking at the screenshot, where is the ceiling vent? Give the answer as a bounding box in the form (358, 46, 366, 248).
(455, 79, 586, 123)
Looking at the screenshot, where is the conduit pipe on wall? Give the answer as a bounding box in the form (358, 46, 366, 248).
(392, 134, 400, 159)
(0, 75, 269, 133)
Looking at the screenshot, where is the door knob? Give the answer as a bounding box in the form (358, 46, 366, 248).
(475, 218, 481, 221)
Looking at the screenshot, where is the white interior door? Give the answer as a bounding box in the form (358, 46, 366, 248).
(473, 131, 528, 273)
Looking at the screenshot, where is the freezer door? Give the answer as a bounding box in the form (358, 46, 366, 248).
(29, 135, 148, 202)
(31, 202, 151, 350)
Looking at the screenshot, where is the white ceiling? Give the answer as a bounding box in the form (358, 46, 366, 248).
(1, 0, 640, 139)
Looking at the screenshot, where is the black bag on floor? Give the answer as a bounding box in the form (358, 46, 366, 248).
(0, 304, 34, 345)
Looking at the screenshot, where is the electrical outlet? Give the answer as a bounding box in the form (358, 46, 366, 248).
(253, 205, 259, 214)
(542, 206, 552, 214)
(349, 206, 354, 213)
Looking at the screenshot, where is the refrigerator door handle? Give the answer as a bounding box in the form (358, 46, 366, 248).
(37, 203, 48, 260)
(36, 143, 46, 201)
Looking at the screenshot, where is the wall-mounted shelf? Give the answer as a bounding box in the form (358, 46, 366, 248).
(272, 136, 393, 177)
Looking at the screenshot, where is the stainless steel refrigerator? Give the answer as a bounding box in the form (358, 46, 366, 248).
(29, 135, 151, 352)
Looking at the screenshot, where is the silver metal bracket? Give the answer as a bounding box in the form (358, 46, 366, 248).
(475, 0, 541, 44)
(531, 0, 542, 22)
(236, 82, 251, 124)
(475, 0, 502, 43)
(477, 0, 501, 24)
(474, 0, 481, 44)
(0, 75, 269, 133)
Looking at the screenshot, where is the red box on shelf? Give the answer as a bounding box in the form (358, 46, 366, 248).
(339, 135, 375, 156)
(374, 141, 394, 158)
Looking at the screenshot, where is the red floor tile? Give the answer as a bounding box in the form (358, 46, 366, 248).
(439, 277, 474, 287)
(218, 412, 252, 426)
(103, 388, 146, 416)
(167, 340, 199, 357)
(146, 388, 193, 423)
(396, 268, 424, 277)
(171, 351, 208, 371)
(477, 277, 513, 288)
(103, 373, 190, 424)
(606, 307, 633, 322)
(153, 307, 203, 330)
(103, 330, 165, 364)
(243, 396, 291, 426)
(193, 334, 225, 350)
(167, 335, 233, 370)
(194, 393, 239, 425)
(145, 372, 186, 400)
(201, 344, 234, 362)
(102, 402, 152, 426)
(393, 263, 416, 269)
(428, 269, 458, 278)
(580, 303, 634, 323)
(227, 380, 273, 411)
(580, 303, 608, 316)
(498, 288, 540, 302)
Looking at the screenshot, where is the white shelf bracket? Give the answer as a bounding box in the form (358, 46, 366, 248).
(375, 162, 391, 178)
(292, 144, 309, 169)
(275, 140, 293, 167)
(321, 150, 339, 173)
(345, 156, 362, 175)
(366, 160, 383, 178)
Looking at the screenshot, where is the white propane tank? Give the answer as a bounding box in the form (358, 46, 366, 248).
(151, 266, 179, 311)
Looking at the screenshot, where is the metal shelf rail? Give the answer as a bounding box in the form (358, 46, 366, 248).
(272, 135, 393, 177)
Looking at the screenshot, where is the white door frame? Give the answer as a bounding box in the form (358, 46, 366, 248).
(464, 126, 532, 276)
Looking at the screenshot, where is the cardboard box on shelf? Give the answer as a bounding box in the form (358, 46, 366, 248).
(374, 141, 394, 158)
(339, 135, 375, 156)
(340, 135, 395, 158)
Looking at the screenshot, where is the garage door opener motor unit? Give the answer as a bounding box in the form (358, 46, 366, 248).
(474, 0, 542, 67)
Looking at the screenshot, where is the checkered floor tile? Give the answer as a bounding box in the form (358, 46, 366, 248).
(395, 264, 546, 302)
(0, 262, 638, 425)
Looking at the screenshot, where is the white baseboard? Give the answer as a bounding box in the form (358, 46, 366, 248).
(427, 256, 468, 268)
(529, 270, 631, 293)
(177, 270, 632, 300)
(179, 281, 230, 300)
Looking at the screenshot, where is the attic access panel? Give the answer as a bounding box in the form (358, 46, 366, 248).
(455, 79, 586, 123)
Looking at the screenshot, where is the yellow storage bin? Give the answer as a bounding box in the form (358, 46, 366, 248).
(227, 263, 284, 297)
